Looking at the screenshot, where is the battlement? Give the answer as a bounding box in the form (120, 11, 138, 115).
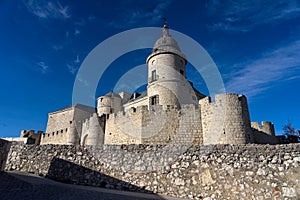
(105, 103, 201, 145)
(20, 130, 43, 145)
(199, 93, 246, 105)
(251, 121, 276, 144)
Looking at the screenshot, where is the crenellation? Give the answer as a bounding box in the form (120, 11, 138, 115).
(251, 121, 277, 144)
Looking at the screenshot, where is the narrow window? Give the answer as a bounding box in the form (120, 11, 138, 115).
(151, 70, 156, 81)
(180, 69, 184, 76)
(150, 95, 159, 105)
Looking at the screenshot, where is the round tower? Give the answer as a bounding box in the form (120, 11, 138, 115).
(66, 122, 79, 145)
(97, 91, 122, 116)
(86, 113, 104, 145)
(146, 24, 197, 109)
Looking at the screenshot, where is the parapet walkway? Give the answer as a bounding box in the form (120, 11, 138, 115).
(0, 171, 185, 200)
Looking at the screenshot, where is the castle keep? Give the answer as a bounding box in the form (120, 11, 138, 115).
(40, 24, 276, 146)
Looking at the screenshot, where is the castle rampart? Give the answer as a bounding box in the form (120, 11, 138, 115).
(104, 104, 203, 145)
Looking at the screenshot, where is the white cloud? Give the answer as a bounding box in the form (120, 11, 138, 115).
(207, 0, 300, 32)
(23, 0, 71, 19)
(37, 61, 48, 74)
(225, 40, 300, 97)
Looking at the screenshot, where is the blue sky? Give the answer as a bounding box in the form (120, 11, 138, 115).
(1, 0, 300, 137)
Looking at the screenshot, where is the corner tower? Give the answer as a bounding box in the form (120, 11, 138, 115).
(146, 24, 197, 109)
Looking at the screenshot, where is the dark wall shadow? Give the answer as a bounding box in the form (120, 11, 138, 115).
(252, 130, 277, 144)
(0, 171, 167, 200)
(46, 157, 154, 194)
(0, 139, 11, 171)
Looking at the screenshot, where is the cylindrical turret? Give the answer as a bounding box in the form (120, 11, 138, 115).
(146, 24, 197, 109)
(97, 91, 122, 116)
(86, 113, 104, 145)
(66, 122, 79, 145)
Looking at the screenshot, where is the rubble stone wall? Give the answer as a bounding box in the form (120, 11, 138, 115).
(4, 143, 300, 199)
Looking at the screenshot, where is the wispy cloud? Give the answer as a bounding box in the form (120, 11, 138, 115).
(225, 40, 300, 98)
(37, 61, 48, 74)
(74, 55, 80, 64)
(23, 0, 71, 19)
(67, 55, 81, 74)
(74, 29, 80, 35)
(207, 0, 300, 32)
(109, 0, 173, 28)
(67, 64, 78, 74)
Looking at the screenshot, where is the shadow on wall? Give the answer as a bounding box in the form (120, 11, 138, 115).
(0, 139, 12, 171)
(252, 130, 277, 145)
(46, 157, 156, 194)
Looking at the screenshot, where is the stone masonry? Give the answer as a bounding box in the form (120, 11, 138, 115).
(5, 143, 300, 199)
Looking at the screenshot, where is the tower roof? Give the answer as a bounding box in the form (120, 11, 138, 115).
(97, 91, 121, 100)
(147, 24, 186, 62)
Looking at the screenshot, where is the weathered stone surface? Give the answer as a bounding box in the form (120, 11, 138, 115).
(4, 143, 300, 199)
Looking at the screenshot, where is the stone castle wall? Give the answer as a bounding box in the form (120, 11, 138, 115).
(41, 108, 73, 145)
(200, 94, 252, 145)
(123, 96, 148, 112)
(4, 143, 300, 199)
(251, 121, 277, 144)
(105, 104, 202, 145)
(42, 105, 94, 145)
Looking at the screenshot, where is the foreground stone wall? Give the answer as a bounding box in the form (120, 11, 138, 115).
(0, 139, 11, 171)
(5, 143, 300, 199)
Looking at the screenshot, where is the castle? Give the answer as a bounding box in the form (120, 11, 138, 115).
(33, 24, 276, 146)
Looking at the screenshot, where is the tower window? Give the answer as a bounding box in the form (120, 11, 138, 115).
(180, 69, 184, 76)
(151, 70, 157, 82)
(150, 95, 159, 105)
(180, 59, 184, 65)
